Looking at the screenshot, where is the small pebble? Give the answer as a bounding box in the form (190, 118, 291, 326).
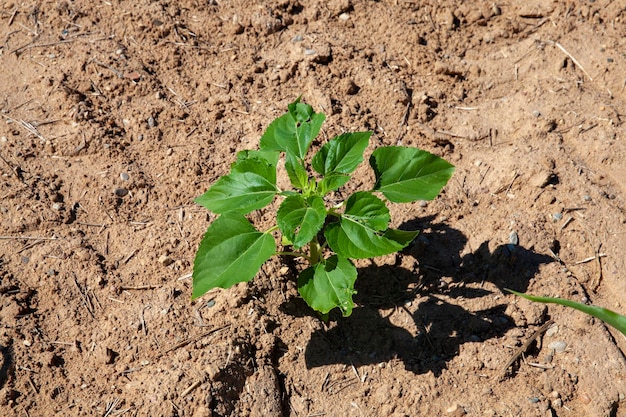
(546, 324, 559, 337)
(114, 188, 129, 197)
(532, 110, 541, 117)
(23, 340, 32, 347)
(291, 34, 303, 42)
(548, 340, 567, 352)
(304, 48, 317, 56)
(158, 254, 174, 266)
(552, 213, 563, 222)
(120, 172, 129, 181)
(583, 195, 591, 202)
(206, 299, 216, 308)
(509, 230, 519, 245)
(446, 404, 466, 416)
(52, 203, 63, 211)
(339, 13, 350, 21)
(147, 116, 156, 128)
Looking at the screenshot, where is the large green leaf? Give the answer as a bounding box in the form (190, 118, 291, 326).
(370, 146, 455, 203)
(324, 193, 418, 259)
(195, 156, 278, 214)
(277, 195, 327, 249)
(312, 132, 371, 176)
(259, 99, 326, 159)
(298, 255, 357, 316)
(192, 212, 276, 299)
(509, 290, 626, 336)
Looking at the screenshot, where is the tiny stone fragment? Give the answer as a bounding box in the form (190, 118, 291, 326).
(530, 171, 552, 188)
(120, 172, 129, 181)
(546, 324, 559, 337)
(509, 230, 519, 245)
(159, 254, 174, 266)
(114, 188, 129, 197)
(548, 340, 567, 352)
(446, 403, 466, 416)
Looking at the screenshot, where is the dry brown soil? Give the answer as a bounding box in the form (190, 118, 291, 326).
(1, 0, 626, 416)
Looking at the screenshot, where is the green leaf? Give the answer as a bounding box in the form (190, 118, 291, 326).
(317, 174, 350, 194)
(343, 192, 390, 230)
(325, 220, 418, 259)
(312, 132, 371, 176)
(324, 192, 419, 258)
(508, 290, 626, 336)
(277, 195, 327, 248)
(195, 156, 278, 214)
(285, 152, 309, 190)
(370, 146, 455, 203)
(192, 212, 276, 299)
(236, 149, 280, 166)
(260, 99, 326, 159)
(298, 255, 357, 316)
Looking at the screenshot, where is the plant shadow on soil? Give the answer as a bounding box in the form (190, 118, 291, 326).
(301, 215, 554, 375)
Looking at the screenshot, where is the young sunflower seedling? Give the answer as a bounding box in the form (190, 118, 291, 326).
(192, 98, 455, 317)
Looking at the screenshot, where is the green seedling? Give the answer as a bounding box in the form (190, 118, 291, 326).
(192, 98, 454, 317)
(509, 290, 626, 336)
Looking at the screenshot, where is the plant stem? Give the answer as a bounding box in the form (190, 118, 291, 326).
(265, 225, 280, 233)
(309, 236, 321, 265)
(276, 251, 312, 263)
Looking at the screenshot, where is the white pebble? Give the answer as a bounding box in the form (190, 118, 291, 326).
(548, 341, 567, 352)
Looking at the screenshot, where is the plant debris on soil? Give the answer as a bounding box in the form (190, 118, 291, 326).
(0, 1, 625, 416)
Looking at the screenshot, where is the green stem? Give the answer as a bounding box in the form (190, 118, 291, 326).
(265, 225, 280, 233)
(309, 236, 321, 265)
(276, 251, 312, 263)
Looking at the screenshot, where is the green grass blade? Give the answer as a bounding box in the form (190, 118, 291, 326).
(508, 289, 626, 336)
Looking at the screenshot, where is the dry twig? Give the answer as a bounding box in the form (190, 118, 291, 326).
(494, 319, 554, 381)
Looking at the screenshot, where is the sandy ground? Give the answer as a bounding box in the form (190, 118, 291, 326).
(1, 0, 625, 416)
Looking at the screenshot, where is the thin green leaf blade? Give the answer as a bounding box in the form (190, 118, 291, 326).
(277, 195, 326, 248)
(192, 213, 276, 299)
(370, 146, 455, 203)
(298, 255, 357, 316)
(195, 157, 278, 214)
(312, 132, 371, 175)
(509, 290, 626, 336)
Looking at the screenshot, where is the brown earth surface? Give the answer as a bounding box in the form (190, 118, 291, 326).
(1, 0, 626, 416)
